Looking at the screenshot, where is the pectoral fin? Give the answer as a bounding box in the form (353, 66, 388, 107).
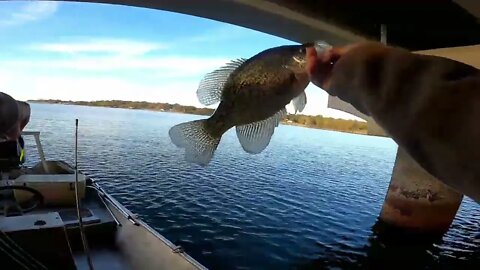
(291, 91, 307, 113)
(235, 108, 287, 154)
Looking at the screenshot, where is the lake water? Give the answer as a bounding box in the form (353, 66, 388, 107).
(23, 103, 479, 269)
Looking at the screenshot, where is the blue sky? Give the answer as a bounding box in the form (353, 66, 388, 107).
(0, 1, 360, 120)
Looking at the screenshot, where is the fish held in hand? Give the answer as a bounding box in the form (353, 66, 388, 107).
(169, 43, 317, 166)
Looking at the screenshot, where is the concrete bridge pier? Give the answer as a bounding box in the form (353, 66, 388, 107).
(327, 96, 464, 234)
(378, 147, 464, 234)
(327, 23, 465, 234)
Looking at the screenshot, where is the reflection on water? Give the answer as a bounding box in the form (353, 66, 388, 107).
(295, 218, 479, 270)
(24, 103, 479, 269)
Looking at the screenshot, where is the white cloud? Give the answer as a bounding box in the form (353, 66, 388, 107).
(188, 25, 254, 43)
(0, 36, 232, 108)
(31, 39, 168, 56)
(0, 1, 58, 27)
(12, 37, 230, 77)
(3, 55, 230, 79)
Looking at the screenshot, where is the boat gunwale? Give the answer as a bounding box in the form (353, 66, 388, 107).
(89, 177, 209, 270)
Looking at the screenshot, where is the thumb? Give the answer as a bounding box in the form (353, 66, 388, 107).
(306, 47, 320, 85)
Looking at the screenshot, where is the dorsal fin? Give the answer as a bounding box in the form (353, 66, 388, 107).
(196, 58, 247, 106)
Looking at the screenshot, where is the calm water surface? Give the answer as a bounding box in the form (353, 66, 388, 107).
(23, 103, 479, 270)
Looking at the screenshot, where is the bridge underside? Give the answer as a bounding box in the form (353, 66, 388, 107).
(54, 0, 480, 51)
(259, 0, 480, 51)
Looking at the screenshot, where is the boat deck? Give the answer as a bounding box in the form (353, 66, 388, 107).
(73, 249, 130, 270)
(0, 182, 120, 269)
(0, 176, 206, 270)
(0, 130, 207, 270)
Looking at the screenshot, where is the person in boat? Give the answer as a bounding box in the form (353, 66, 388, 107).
(305, 41, 480, 203)
(0, 92, 30, 167)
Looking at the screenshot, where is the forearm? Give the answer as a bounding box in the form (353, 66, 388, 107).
(308, 41, 480, 201)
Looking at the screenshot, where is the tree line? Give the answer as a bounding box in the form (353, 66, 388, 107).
(283, 114, 367, 134)
(31, 99, 215, 115)
(30, 99, 368, 134)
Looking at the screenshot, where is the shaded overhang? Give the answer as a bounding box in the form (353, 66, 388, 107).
(264, 0, 480, 51)
(45, 0, 480, 51)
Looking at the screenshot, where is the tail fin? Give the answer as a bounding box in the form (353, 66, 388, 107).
(169, 119, 221, 166)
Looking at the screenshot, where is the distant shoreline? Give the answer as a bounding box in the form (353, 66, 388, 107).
(29, 99, 369, 135)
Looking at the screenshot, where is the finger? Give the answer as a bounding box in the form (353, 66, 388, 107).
(306, 47, 320, 85)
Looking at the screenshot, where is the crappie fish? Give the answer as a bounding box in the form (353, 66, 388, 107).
(169, 43, 316, 166)
(306, 41, 480, 203)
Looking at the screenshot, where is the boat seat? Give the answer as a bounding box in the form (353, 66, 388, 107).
(0, 212, 78, 270)
(13, 173, 87, 207)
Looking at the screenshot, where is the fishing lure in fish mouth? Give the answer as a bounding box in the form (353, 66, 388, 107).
(293, 56, 305, 64)
(313, 40, 335, 65)
(314, 40, 333, 55)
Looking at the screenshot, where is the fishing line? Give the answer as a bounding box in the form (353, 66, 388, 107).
(74, 119, 95, 270)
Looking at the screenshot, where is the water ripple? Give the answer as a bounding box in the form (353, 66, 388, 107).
(24, 104, 480, 270)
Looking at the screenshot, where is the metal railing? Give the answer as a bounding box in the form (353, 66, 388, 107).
(21, 131, 48, 173)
